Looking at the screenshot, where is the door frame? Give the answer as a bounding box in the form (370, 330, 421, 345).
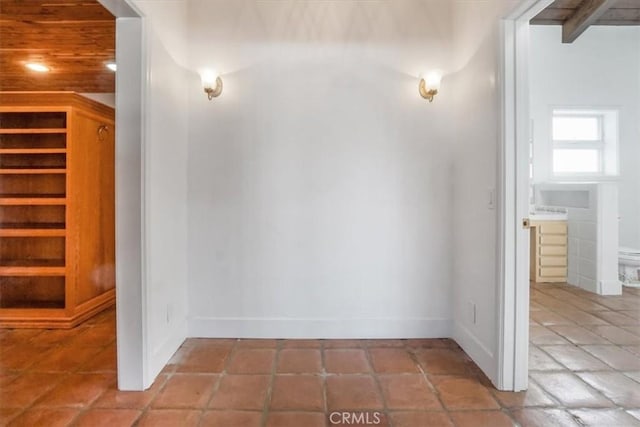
(497, 0, 554, 391)
(98, 0, 149, 391)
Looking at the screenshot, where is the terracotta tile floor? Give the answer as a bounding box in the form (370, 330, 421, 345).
(1, 282, 639, 426)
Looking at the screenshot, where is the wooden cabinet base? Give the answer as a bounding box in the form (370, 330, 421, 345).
(0, 289, 114, 328)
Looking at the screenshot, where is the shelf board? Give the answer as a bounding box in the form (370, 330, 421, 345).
(2, 259, 64, 266)
(0, 223, 65, 230)
(0, 148, 66, 154)
(0, 266, 65, 276)
(0, 168, 66, 175)
(0, 197, 66, 206)
(0, 229, 65, 237)
(0, 129, 67, 134)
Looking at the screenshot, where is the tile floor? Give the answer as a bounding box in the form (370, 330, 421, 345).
(0, 282, 639, 426)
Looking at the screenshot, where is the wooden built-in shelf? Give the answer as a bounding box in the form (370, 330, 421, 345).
(1, 259, 65, 267)
(0, 266, 66, 276)
(0, 148, 66, 154)
(0, 197, 66, 205)
(0, 129, 67, 134)
(0, 168, 66, 175)
(0, 92, 115, 328)
(0, 222, 65, 229)
(0, 228, 65, 237)
(0, 301, 64, 309)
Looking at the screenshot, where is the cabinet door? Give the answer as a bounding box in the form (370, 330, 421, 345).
(68, 110, 115, 307)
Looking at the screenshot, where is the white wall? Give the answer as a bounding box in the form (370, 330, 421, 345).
(449, 0, 518, 382)
(186, 0, 456, 338)
(121, 0, 545, 389)
(132, 0, 190, 386)
(530, 26, 640, 250)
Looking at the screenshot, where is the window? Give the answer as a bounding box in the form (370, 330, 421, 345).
(551, 109, 618, 177)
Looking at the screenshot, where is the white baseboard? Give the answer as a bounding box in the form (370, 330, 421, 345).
(189, 316, 452, 339)
(145, 319, 187, 389)
(452, 321, 496, 383)
(578, 276, 598, 294)
(599, 279, 622, 296)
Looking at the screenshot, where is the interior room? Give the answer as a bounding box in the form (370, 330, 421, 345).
(525, 6, 640, 424)
(0, 0, 639, 426)
(0, 1, 119, 425)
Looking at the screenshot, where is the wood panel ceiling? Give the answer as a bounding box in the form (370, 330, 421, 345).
(532, 0, 640, 42)
(532, 0, 640, 25)
(0, 0, 115, 93)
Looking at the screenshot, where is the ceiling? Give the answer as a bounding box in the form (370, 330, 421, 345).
(1, 0, 637, 90)
(531, 0, 640, 42)
(0, 0, 115, 93)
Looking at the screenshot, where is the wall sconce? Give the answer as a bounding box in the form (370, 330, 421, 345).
(201, 69, 223, 100)
(419, 72, 442, 102)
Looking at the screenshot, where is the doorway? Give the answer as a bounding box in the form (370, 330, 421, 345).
(500, 0, 640, 395)
(97, 0, 146, 390)
(0, 0, 147, 392)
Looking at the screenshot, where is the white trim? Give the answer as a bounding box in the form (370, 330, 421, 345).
(98, 0, 141, 17)
(189, 317, 452, 339)
(599, 280, 623, 295)
(149, 319, 188, 380)
(498, 0, 554, 392)
(100, 0, 148, 391)
(140, 15, 153, 391)
(497, 18, 516, 392)
(453, 322, 496, 381)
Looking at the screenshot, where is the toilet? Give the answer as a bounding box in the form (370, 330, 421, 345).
(619, 247, 640, 287)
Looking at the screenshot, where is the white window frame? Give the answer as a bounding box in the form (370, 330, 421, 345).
(550, 108, 618, 179)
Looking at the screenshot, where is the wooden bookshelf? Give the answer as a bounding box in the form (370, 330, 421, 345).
(0, 92, 115, 328)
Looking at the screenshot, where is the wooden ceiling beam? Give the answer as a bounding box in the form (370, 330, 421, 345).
(601, 7, 640, 21)
(562, 0, 620, 43)
(533, 7, 576, 23)
(614, 0, 640, 8)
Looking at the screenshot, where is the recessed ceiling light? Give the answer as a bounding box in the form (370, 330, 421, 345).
(25, 63, 49, 72)
(106, 62, 117, 72)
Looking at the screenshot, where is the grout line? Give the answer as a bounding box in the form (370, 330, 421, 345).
(193, 339, 237, 426)
(257, 340, 280, 427)
(320, 340, 329, 422)
(362, 346, 395, 427)
(408, 349, 457, 427)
